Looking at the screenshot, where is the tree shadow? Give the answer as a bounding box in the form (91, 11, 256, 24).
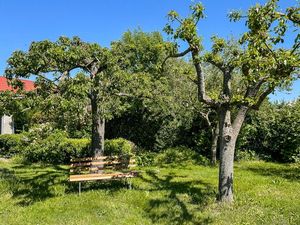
(0, 163, 133, 206)
(1, 162, 217, 225)
(243, 163, 300, 182)
(0, 164, 70, 206)
(136, 169, 216, 225)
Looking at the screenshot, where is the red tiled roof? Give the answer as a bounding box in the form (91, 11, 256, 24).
(0, 76, 35, 92)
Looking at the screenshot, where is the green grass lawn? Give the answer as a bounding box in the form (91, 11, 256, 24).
(0, 159, 299, 225)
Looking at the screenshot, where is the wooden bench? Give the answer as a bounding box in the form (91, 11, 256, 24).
(69, 155, 138, 194)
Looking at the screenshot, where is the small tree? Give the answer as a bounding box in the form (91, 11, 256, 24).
(5, 37, 127, 156)
(164, 0, 299, 202)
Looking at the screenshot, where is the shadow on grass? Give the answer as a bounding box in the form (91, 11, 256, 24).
(1, 162, 216, 224)
(0, 164, 70, 206)
(136, 169, 216, 225)
(0, 163, 132, 206)
(243, 163, 300, 182)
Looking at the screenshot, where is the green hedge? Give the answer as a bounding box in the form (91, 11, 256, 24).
(23, 131, 91, 164)
(0, 132, 207, 166)
(0, 134, 25, 157)
(20, 129, 136, 164)
(104, 138, 136, 156)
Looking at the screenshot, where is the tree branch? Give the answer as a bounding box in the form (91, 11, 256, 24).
(199, 110, 212, 128)
(161, 47, 191, 71)
(232, 105, 249, 134)
(205, 57, 233, 104)
(291, 41, 300, 55)
(114, 92, 152, 100)
(191, 51, 216, 106)
(222, 69, 232, 102)
(187, 77, 198, 85)
(263, 42, 279, 63)
(205, 58, 224, 72)
(35, 73, 59, 88)
(114, 92, 133, 97)
(251, 86, 274, 110)
(244, 76, 267, 100)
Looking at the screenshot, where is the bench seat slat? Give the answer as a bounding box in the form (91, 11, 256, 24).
(71, 159, 136, 167)
(70, 164, 136, 173)
(69, 172, 137, 182)
(71, 156, 131, 162)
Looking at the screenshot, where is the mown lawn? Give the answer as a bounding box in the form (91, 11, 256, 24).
(0, 159, 299, 225)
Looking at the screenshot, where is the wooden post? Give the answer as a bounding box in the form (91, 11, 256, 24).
(79, 182, 81, 195)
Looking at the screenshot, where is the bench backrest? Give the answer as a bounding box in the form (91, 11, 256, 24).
(70, 155, 136, 174)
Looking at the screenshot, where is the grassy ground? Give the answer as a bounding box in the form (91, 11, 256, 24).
(0, 159, 299, 225)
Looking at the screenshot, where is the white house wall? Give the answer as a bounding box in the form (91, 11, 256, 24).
(1, 115, 14, 134)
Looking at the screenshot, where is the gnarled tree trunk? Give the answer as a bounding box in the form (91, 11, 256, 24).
(218, 106, 248, 202)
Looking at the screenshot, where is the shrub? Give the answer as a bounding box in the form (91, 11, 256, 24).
(238, 100, 300, 163)
(104, 138, 136, 156)
(155, 146, 209, 166)
(136, 151, 156, 166)
(235, 150, 260, 162)
(64, 138, 91, 159)
(0, 134, 25, 157)
(23, 134, 136, 164)
(23, 130, 91, 164)
(8, 124, 137, 164)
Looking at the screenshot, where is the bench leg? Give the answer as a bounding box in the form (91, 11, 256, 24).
(79, 182, 81, 195)
(128, 179, 132, 190)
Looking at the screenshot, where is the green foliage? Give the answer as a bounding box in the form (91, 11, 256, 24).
(238, 99, 300, 162)
(134, 146, 210, 167)
(135, 151, 157, 166)
(164, 3, 204, 49)
(260, 100, 300, 162)
(108, 30, 200, 151)
(0, 134, 25, 157)
(104, 138, 136, 156)
(0, 90, 36, 133)
(5, 36, 133, 154)
(111, 29, 168, 75)
(29, 73, 92, 138)
(235, 150, 260, 162)
(0, 127, 138, 164)
(155, 146, 209, 166)
(23, 130, 91, 164)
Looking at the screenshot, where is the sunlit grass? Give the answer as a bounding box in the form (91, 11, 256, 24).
(0, 159, 299, 225)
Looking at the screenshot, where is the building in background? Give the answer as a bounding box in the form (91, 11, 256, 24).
(0, 77, 35, 134)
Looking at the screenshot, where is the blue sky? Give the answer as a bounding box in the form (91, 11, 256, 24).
(0, 0, 299, 101)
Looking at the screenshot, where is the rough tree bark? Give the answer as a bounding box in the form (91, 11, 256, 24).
(218, 106, 248, 202)
(90, 91, 105, 157)
(89, 65, 106, 157)
(210, 122, 219, 165)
